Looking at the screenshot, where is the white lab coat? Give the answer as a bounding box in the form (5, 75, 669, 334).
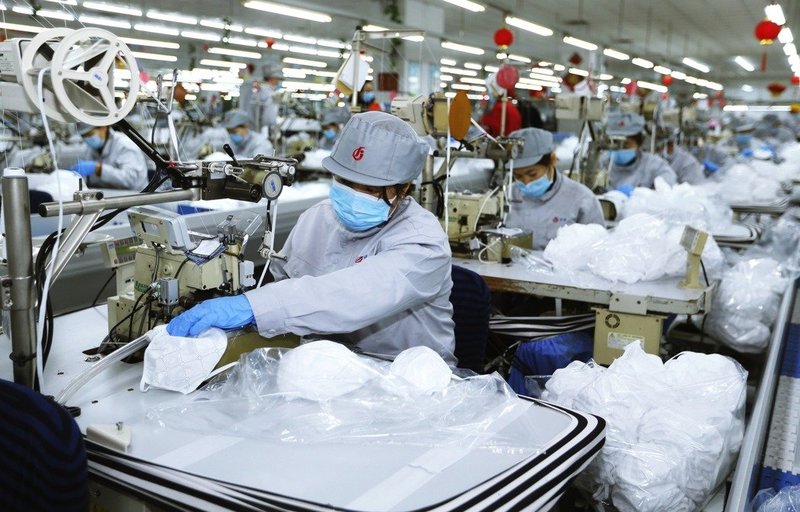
(239, 80, 280, 132)
(80, 130, 148, 190)
(608, 151, 677, 189)
(245, 197, 457, 364)
(665, 146, 706, 185)
(505, 171, 605, 250)
(232, 132, 274, 159)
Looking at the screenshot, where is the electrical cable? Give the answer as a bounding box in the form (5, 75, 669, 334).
(90, 270, 116, 308)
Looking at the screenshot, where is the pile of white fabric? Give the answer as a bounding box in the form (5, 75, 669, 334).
(543, 213, 725, 284)
(706, 257, 789, 352)
(542, 343, 747, 512)
(700, 163, 784, 203)
(624, 179, 734, 233)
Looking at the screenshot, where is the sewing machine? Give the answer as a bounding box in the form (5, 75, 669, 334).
(105, 207, 265, 343)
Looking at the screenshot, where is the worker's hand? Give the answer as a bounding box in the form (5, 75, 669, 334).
(616, 184, 634, 197)
(70, 160, 97, 177)
(740, 148, 753, 158)
(167, 295, 255, 337)
(703, 159, 719, 174)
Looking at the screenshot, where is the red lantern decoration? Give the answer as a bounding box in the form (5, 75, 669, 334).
(568, 52, 583, 65)
(496, 64, 519, 90)
(661, 75, 673, 87)
(266, 38, 275, 48)
(791, 75, 800, 86)
(768, 82, 787, 97)
(493, 27, 514, 49)
(755, 19, 782, 45)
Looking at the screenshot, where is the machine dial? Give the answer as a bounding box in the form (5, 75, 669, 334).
(262, 171, 283, 200)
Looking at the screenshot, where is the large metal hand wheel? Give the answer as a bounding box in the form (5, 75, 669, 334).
(48, 27, 140, 126)
(19, 28, 73, 122)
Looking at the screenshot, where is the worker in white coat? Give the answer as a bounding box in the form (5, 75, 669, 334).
(222, 110, 274, 159)
(71, 123, 148, 190)
(660, 137, 706, 185)
(168, 111, 457, 364)
(604, 112, 677, 193)
(504, 128, 604, 250)
(239, 64, 282, 133)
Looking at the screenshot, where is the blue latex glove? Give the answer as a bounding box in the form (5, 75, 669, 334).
(616, 184, 634, 197)
(70, 160, 97, 177)
(703, 159, 719, 174)
(167, 295, 255, 337)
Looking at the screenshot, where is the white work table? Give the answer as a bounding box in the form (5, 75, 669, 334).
(455, 257, 711, 315)
(0, 306, 606, 512)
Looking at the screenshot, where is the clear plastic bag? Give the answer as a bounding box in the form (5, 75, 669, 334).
(754, 484, 800, 512)
(542, 342, 747, 512)
(147, 341, 542, 454)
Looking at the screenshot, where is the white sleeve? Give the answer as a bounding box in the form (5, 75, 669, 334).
(99, 139, 148, 189)
(246, 238, 450, 337)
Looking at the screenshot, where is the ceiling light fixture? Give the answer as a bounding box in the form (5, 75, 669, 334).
(671, 71, 687, 80)
(0, 22, 46, 33)
(505, 15, 553, 36)
(440, 58, 457, 66)
(682, 57, 709, 73)
(146, 10, 197, 25)
(569, 67, 588, 76)
(784, 43, 797, 56)
(637, 80, 667, 93)
(132, 51, 177, 62)
(484, 65, 499, 72)
(734, 56, 755, 71)
(440, 66, 478, 76)
(284, 34, 317, 44)
(83, 2, 142, 17)
(243, 1, 332, 23)
(200, 59, 247, 68)
(11, 6, 33, 15)
(224, 37, 258, 47)
(209, 47, 262, 59)
(120, 37, 179, 50)
(741, 84, 754, 92)
(134, 23, 180, 36)
(244, 27, 283, 38)
(181, 31, 221, 42)
(200, 19, 243, 32)
(441, 40, 485, 55)
(603, 48, 629, 60)
(653, 65, 671, 74)
(37, 9, 74, 20)
(282, 56, 327, 68)
(78, 15, 131, 29)
(508, 54, 531, 63)
(441, 0, 485, 12)
(563, 36, 597, 51)
(631, 57, 654, 69)
(464, 62, 482, 70)
(779, 27, 794, 44)
(765, 3, 786, 25)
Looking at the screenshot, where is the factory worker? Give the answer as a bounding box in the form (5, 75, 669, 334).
(660, 137, 706, 185)
(357, 80, 382, 112)
(222, 110, 274, 158)
(168, 111, 457, 364)
(318, 121, 340, 150)
(605, 112, 677, 193)
(70, 123, 148, 190)
(504, 128, 604, 250)
(239, 64, 282, 133)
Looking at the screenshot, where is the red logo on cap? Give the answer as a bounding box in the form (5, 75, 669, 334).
(352, 146, 365, 161)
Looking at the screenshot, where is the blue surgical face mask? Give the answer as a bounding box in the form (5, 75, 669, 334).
(84, 135, 104, 151)
(329, 180, 390, 232)
(230, 133, 245, 146)
(735, 134, 752, 147)
(361, 91, 375, 103)
(612, 148, 637, 166)
(323, 128, 337, 140)
(515, 174, 552, 198)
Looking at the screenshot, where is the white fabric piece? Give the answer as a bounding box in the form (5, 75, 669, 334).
(277, 340, 379, 401)
(699, 163, 784, 203)
(706, 257, 789, 352)
(140, 325, 228, 394)
(542, 212, 725, 284)
(542, 342, 746, 511)
(389, 346, 453, 393)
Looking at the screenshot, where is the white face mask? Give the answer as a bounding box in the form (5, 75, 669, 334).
(140, 325, 228, 394)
